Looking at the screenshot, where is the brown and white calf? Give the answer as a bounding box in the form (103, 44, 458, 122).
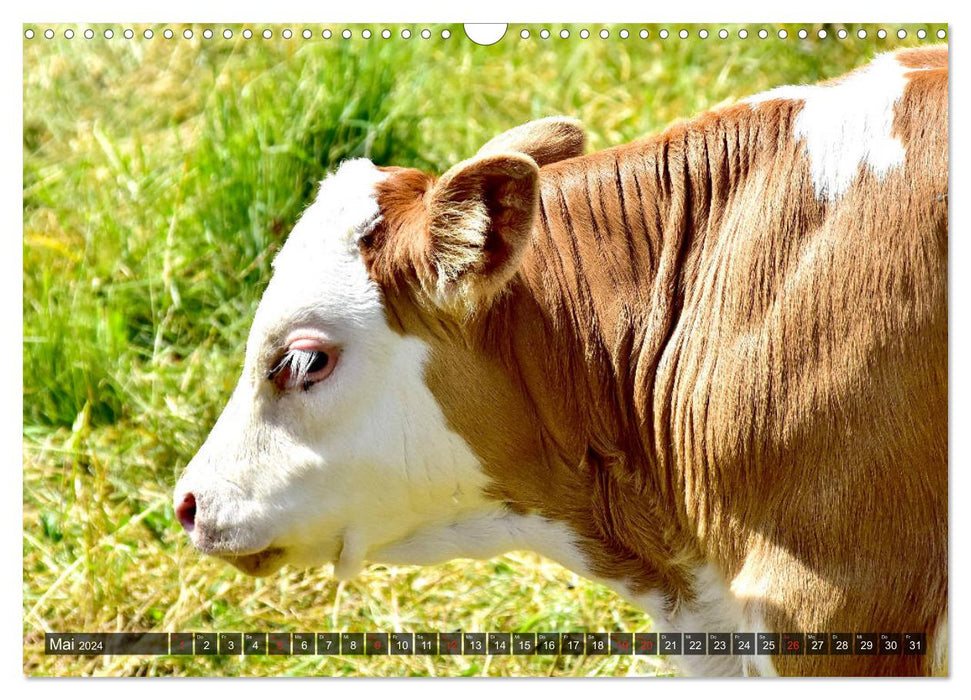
(174, 46, 948, 676)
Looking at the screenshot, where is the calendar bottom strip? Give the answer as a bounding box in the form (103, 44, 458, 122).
(44, 631, 927, 657)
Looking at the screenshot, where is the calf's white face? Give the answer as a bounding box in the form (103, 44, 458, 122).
(173, 159, 492, 577)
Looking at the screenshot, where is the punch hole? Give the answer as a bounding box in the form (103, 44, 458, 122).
(401, 29, 411, 39)
(242, 29, 252, 39)
(185, 29, 194, 39)
(917, 29, 927, 39)
(282, 29, 292, 39)
(223, 29, 232, 39)
(342, 29, 351, 39)
(24, 28, 34, 39)
(778, 29, 787, 39)
(897, 29, 907, 39)
(362, 29, 371, 39)
(125, 29, 134, 39)
(718, 29, 728, 39)
(262, 29, 272, 39)
(599, 29, 608, 39)
(857, 29, 867, 39)
(698, 29, 708, 39)
(560, 29, 569, 39)
(302, 29, 312, 39)
(758, 29, 767, 39)
(464, 24, 506, 45)
(520, 29, 529, 39)
(679, 29, 688, 39)
(619, 29, 629, 39)
(580, 29, 590, 39)
(540, 29, 550, 39)
(84, 29, 94, 39)
(659, 29, 668, 39)
(164, 29, 174, 39)
(381, 29, 391, 39)
(818, 29, 827, 39)
(421, 29, 431, 39)
(145, 29, 154, 39)
(837, 29, 847, 39)
(877, 29, 887, 39)
(639, 29, 649, 39)
(323, 29, 332, 39)
(798, 29, 808, 39)
(104, 29, 113, 39)
(441, 29, 451, 39)
(65, 29, 74, 39)
(937, 29, 946, 39)
(45, 28, 54, 39)
(738, 29, 748, 39)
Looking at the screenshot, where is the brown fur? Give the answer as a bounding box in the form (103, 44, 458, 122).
(476, 116, 586, 166)
(366, 47, 947, 676)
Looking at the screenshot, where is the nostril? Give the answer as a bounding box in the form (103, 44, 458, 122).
(176, 493, 197, 532)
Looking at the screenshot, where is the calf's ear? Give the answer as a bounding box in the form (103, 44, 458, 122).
(477, 116, 585, 166)
(426, 152, 539, 312)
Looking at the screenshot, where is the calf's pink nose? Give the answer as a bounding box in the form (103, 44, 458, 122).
(176, 492, 197, 532)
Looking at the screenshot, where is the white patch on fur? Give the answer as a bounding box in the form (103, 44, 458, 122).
(930, 613, 948, 675)
(175, 159, 494, 574)
(747, 52, 916, 201)
(374, 512, 752, 677)
(736, 611, 779, 678)
(371, 510, 594, 570)
(645, 563, 758, 677)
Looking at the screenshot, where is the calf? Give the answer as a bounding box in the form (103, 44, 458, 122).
(174, 46, 948, 676)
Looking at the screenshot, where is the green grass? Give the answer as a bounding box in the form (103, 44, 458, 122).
(22, 22, 944, 676)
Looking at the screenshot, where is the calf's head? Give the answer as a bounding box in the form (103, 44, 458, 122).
(173, 118, 585, 577)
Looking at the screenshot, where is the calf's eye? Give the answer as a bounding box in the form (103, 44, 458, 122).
(267, 340, 339, 392)
(306, 351, 329, 374)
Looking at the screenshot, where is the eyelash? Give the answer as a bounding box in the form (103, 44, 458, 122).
(267, 349, 331, 392)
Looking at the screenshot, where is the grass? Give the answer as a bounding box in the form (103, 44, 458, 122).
(22, 22, 944, 677)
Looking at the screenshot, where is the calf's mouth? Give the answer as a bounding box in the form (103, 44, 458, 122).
(220, 547, 287, 576)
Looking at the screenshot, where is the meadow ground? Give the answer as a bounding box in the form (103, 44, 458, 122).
(22, 23, 943, 676)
